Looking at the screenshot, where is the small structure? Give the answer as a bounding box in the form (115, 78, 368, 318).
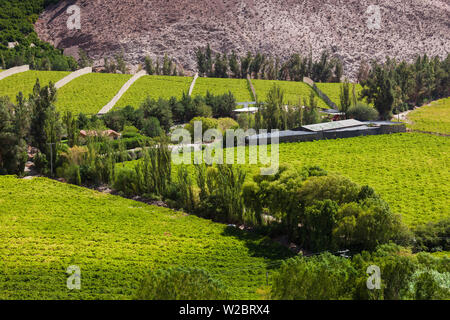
(79, 130, 121, 140)
(233, 101, 258, 116)
(320, 109, 345, 121)
(8, 42, 19, 49)
(246, 120, 406, 145)
(233, 106, 259, 114)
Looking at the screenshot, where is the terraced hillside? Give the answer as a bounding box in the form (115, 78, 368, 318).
(192, 77, 253, 102)
(407, 98, 450, 135)
(114, 75, 192, 110)
(55, 73, 132, 114)
(0, 70, 70, 102)
(0, 176, 291, 300)
(252, 79, 329, 108)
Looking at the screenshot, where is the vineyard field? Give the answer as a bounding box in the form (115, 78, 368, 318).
(192, 77, 253, 102)
(55, 73, 132, 115)
(114, 75, 193, 110)
(121, 133, 449, 227)
(252, 79, 329, 108)
(0, 71, 70, 103)
(407, 98, 450, 135)
(0, 176, 291, 300)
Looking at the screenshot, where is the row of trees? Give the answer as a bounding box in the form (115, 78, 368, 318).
(272, 244, 449, 300)
(112, 152, 410, 253)
(144, 54, 183, 76)
(135, 243, 449, 300)
(195, 45, 343, 82)
(359, 54, 450, 119)
(102, 91, 237, 135)
(0, 79, 62, 175)
(255, 86, 321, 131)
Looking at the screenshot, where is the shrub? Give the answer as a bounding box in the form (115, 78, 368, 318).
(114, 167, 138, 196)
(121, 125, 140, 138)
(346, 103, 379, 121)
(218, 117, 239, 133)
(141, 117, 162, 138)
(271, 253, 356, 300)
(185, 117, 220, 138)
(135, 267, 230, 300)
(413, 218, 450, 253)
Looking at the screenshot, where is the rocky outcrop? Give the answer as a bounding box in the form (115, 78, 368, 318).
(35, 0, 450, 78)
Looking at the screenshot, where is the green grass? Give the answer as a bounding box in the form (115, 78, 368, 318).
(0, 70, 70, 103)
(114, 75, 193, 110)
(193, 77, 253, 102)
(315, 83, 366, 107)
(0, 176, 291, 300)
(55, 73, 132, 115)
(252, 79, 329, 108)
(406, 98, 450, 135)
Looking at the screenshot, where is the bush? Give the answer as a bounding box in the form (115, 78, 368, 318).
(271, 253, 356, 300)
(135, 267, 230, 300)
(141, 117, 162, 138)
(114, 167, 138, 196)
(347, 103, 379, 121)
(121, 125, 140, 138)
(413, 218, 450, 253)
(218, 117, 239, 133)
(185, 117, 220, 138)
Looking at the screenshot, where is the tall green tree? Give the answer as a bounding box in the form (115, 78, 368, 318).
(339, 79, 352, 117)
(0, 96, 30, 175)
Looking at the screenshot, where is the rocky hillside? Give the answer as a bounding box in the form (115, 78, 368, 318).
(35, 0, 450, 77)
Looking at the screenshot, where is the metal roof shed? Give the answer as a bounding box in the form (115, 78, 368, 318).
(301, 119, 364, 132)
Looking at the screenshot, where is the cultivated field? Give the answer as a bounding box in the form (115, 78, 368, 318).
(275, 133, 449, 227)
(114, 75, 193, 110)
(122, 132, 449, 228)
(0, 70, 70, 103)
(252, 79, 329, 108)
(55, 73, 132, 115)
(192, 77, 253, 102)
(315, 82, 366, 106)
(0, 176, 291, 300)
(407, 98, 450, 135)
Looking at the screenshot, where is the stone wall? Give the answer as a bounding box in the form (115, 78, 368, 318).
(0, 65, 29, 81)
(55, 67, 92, 89)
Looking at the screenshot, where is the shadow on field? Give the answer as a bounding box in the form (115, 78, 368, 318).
(221, 226, 294, 269)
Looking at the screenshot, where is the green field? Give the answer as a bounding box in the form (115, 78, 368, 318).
(407, 98, 450, 135)
(0, 176, 291, 300)
(0, 70, 70, 103)
(193, 77, 253, 102)
(315, 83, 366, 107)
(55, 73, 132, 115)
(114, 75, 193, 110)
(122, 132, 449, 228)
(252, 79, 329, 108)
(275, 133, 449, 227)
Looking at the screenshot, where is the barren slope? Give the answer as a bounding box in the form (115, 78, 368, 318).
(35, 0, 450, 77)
